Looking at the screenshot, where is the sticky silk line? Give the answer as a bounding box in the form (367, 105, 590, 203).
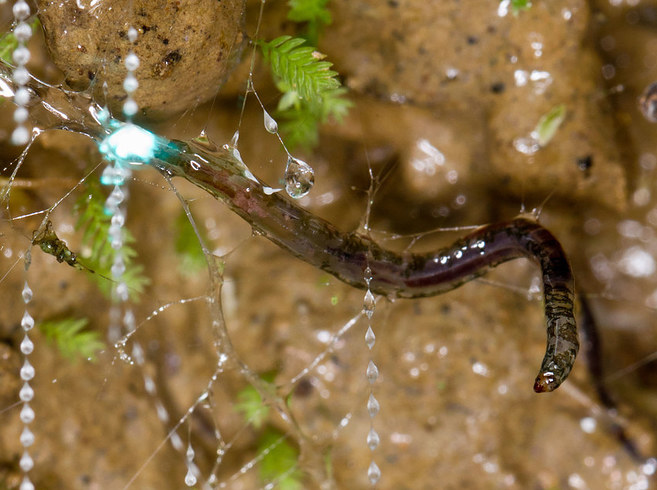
(1, 62, 579, 392)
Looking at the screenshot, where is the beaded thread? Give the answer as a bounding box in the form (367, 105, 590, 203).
(11, 0, 33, 145)
(19, 255, 35, 490)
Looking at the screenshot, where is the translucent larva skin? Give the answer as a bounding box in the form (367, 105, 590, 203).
(1, 49, 579, 393)
(158, 141, 579, 393)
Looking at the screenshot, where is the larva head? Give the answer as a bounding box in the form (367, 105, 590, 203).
(533, 371, 559, 393)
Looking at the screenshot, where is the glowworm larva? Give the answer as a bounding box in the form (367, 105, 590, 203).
(0, 63, 578, 392)
(154, 140, 579, 392)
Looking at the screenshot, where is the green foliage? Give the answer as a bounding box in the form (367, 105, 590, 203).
(74, 180, 149, 300)
(258, 36, 351, 150)
(259, 429, 303, 490)
(234, 372, 277, 429)
(235, 383, 271, 429)
(276, 84, 351, 149)
(287, 0, 332, 46)
(533, 104, 566, 146)
(259, 36, 340, 101)
(234, 374, 302, 487)
(0, 18, 41, 64)
(507, 0, 532, 15)
(39, 318, 105, 362)
(174, 209, 207, 276)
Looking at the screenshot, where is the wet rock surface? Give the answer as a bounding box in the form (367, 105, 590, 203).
(322, 0, 627, 214)
(37, 0, 246, 119)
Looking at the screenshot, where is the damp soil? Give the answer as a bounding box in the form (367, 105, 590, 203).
(2, 0, 657, 489)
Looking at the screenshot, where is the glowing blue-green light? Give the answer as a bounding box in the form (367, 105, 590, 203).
(99, 123, 158, 167)
(100, 165, 132, 187)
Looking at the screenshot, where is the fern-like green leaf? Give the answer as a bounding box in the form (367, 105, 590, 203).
(259, 36, 351, 149)
(39, 318, 105, 362)
(278, 105, 321, 150)
(287, 0, 333, 46)
(287, 0, 332, 45)
(74, 180, 149, 300)
(287, 0, 331, 26)
(259, 36, 340, 102)
(275, 86, 352, 150)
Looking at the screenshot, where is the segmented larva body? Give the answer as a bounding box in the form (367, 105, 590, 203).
(158, 142, 579, 392)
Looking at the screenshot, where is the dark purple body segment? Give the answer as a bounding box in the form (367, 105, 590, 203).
(155, 140, 579, 393)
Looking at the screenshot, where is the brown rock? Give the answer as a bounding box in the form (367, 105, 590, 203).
(37, 0, 246, 119)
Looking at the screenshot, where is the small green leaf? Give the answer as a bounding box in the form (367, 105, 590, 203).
(74, 180, 150, 301)
(174, 209, 207, 276)
(235, 385, 270, 429)
(278, 90, 301, 112)
(0, 17, 41, 64)
(259, 35, 351, 150)
(234, 372, 277, 429)
(532, 104, 566, 147)
(508, 0, 532, 15)
(259, 36, 340, 102)
(39, 318, 105, 362)
(287, 0, 332, 45)
(259, 429, 303, 489)
(287, 0, 332, 25)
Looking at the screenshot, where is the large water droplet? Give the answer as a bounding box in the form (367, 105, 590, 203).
(20, 335, 33, 355)
(100, 165, 132, 187)
(513, 136, 540, 155)
(11, 126, 29, 146)
(127, 27, 139, 43)
(110, 185, 126, 202)
(22, 282, 32, 303)
(20, 360, 34, 381)
(21, 311, 34, 331)
(19, 476, 35, 490)
(20, 426, 34, 447)
(116, 282, 129, 302)
(365, 326, 376, 350)
(111, 258, 126, 279)
(367, 394, 380, 418)
(111, 212, 125, 227)
(367, 428, 380, 451)
(156, 402, 170, 423)
(19, 451, 33, 472)
(184, 468, 197, 486)
(170, 431, 184, 451)
(263, 109, 278, 133)
(19, 383, 33, 402)
(284, 156, 314, 199)
(124, 310, 137, 334)
(363, 290, 375, 319)
(20, 403, 34, 424)
(364, 266, 372, 285)
(366, 360, 379, 384)
(368, 461, 381, 485)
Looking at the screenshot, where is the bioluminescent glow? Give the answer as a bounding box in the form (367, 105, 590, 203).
(99, 123, 158, 167)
